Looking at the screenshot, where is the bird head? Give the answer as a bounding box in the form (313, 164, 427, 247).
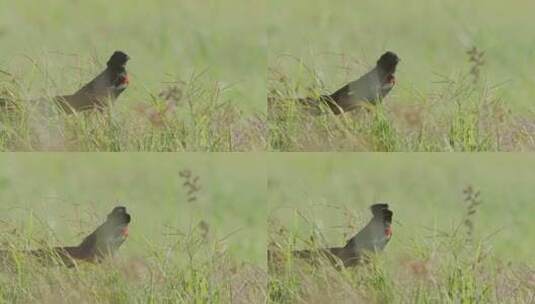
(107, 51, 130, 70)
(105, 206, 131, 239)
(376, 51, 400, 74)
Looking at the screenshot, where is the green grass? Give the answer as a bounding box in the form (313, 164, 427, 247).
(268, 153, 535, 303)
(0, 154, 267, 303)
(268, 0, 535, 151)
(4, 0, 535, 151)
(1, 154, 535, 302)
(0, 0, 266, 151)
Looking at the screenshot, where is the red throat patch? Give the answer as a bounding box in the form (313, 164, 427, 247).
(121, 75, 129, 85)
(386, 74, 395, 85)
(385, 226, 392, 238)
(121, 227, 129, 237)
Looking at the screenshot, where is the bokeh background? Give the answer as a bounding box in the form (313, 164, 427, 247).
(0, 153, 266, 265)
(268, 0, 535, 111)
(268, 153, 535, 264)
(0, 0, 266, 112)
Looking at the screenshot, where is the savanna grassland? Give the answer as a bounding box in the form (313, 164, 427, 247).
(0, 154, 267, 303)
(0, 0, 266, 151)
(267, 154, 535, 303)
(268, 0, 535, 151)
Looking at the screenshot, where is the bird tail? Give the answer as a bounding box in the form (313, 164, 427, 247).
(296, 95, 342, 115)
(292, 247, 342, 266)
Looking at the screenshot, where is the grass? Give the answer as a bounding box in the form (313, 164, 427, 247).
(1, 155, 534, 303)
(4, 0, 535, 151)
(269, 226, 534, 303)
(0, 0, 266, 151)
(0, 154, 267, 303)
(267, 153, 535, 303)
(267, 0, 535, 151)
(269, 70, 532, 151)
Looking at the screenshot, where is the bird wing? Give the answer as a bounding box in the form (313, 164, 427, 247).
(329, 68, 383, 112)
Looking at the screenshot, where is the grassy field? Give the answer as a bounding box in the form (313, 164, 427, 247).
(0, 0, 266, 151)
(268, 0, 535, 151)
(268, 154, 535, 303)
(0, 154, 267, 303)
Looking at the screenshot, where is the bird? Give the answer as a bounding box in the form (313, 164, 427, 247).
(268, 203, 394, 270)
(299, 51, 400, 115)
(55, 51, 130, 113)
(0, 51, 130, 114)
(0, 206, 131, 268)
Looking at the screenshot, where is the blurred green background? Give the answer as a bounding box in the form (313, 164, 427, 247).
(268, 0, 535, 111)
(268, 153, 535, 264)
(0, 153, 266, 265)
(0, 0, 265, 112)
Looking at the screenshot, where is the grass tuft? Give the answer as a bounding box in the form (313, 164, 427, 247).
(268, 54, 534, 151)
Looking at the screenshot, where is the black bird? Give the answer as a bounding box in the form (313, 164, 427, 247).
(0, 206, 131, 268)
(54, 51, 130, 113)
(1, 51, 130, 114)
(268, 203, 394, 269)
(300, 52, 400, 115)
